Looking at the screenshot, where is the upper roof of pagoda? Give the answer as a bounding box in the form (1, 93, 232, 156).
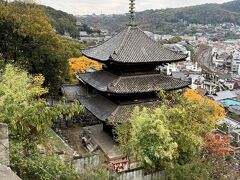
(82, 26, 187, 64)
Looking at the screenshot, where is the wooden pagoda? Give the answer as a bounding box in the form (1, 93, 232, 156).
(77, 0, 190, 133)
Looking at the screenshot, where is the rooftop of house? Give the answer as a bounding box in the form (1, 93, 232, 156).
(229, 105, 240, 115)
(209, 90, 239, 101)
(163, 44, 188, 53)
(82, 26, 187, 64)
(171, 71, 188, 81)
(217, 117, 240, 129)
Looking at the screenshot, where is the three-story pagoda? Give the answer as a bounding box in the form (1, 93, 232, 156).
(77, 0, 190, 134)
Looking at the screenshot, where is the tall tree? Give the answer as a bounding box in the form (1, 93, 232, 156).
(117, 107, 178, 170)
(116, 89, 225, 169)
(0, 64, 83, 179)
(0, 2, 81, 93)
(163, 89, 225, 163)
(0, 64, 82, 153)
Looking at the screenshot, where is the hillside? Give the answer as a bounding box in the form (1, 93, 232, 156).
(222, 0, 240, 13)
(78, 0, 240, 34)
(40, 5, 79, 38)
(41, 5, 99, 38)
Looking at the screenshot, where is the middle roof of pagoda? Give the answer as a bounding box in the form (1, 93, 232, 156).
(77, 70, 190, 94)
(82, 26, 187, 64)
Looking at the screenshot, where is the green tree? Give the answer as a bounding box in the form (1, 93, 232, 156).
(0, 64, 83, 179)
(166, 158, 212, 180)
(79, 166, 111, 180)
(119, 107, 178, 170)
(115, 122, 132, 158)
(0, 64, 82, 153)
(62, 38, 86, 58)
(10, 144, 80, 180)
(159, 36, 182, 45)
(161, 89, 224, 164)
(116, 90, 225, 170)
(0, 2, 84, 93)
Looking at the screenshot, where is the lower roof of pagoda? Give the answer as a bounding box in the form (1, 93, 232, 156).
(77, 70, 190, 94)
(78, 93, 162, 125)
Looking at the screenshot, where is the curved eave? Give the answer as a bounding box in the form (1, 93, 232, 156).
(82, 52, 109, 63)
(78, 76, 190, 95)
(108, 57, 188, 65)
(82, 53, 187, 65)
(106, 83, 190, 95)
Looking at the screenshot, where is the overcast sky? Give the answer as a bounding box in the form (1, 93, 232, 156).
(36, 0, 233, 15)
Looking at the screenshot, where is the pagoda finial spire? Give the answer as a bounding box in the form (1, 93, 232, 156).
(129, 0, 136, 26)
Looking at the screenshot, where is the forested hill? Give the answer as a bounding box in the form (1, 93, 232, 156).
(40, 5, 98, 38)
(40, 5, 79, 38)
(222, 0, 240, 13)
(78, 0, 240, 34)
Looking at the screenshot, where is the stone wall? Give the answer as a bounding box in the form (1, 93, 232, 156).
(0, 123, 9, 166)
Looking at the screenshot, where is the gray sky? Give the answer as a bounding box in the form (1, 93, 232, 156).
(36, 0, 233, 15)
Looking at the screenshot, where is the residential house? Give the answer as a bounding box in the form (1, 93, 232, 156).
(217, 117, 240, 146)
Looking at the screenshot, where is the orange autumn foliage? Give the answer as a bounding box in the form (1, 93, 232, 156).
(204, 133, 233, 156)
(69, 56, 102, 74)
(68, 56, 102, 83)
(184, 89, 226, 123)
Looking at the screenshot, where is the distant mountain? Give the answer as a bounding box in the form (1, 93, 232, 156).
(222, 0, 240, 13)
(78, 0, 240, 34)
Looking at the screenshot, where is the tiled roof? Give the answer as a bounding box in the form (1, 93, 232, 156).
(82, 26, 187, 64)
(77, 71, 190, 94)
(78, 95, 117, 121)
(61, 85, 87, 101)
(77, 71, 117, 92)
(107, 100, 162, 124)
(208, 90, 238, 101)
(78, 93, 161, 124)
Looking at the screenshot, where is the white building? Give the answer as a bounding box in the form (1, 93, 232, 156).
(164, 44, 201, 75)
(232, 51, 240, 75)
(80, 31, 88, 37)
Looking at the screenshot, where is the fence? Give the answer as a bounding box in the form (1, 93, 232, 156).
(72, 154, 100, 173)
(117, 168, 165, 180)
(72, 154, 165, 179)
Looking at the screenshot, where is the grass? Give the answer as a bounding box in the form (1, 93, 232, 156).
(45, 127, 73, 155)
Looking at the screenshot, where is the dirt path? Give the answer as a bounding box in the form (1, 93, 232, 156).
(61, 124, 88, 155)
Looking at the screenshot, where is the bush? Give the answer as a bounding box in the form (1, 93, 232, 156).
(10, 142, 80, 180)
(166, 159, 212, 180)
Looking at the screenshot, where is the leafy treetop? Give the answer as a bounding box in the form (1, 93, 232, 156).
(116, 89, 225, 170)
(0, 2, 85, 93)
(0, 64, 83, 150)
